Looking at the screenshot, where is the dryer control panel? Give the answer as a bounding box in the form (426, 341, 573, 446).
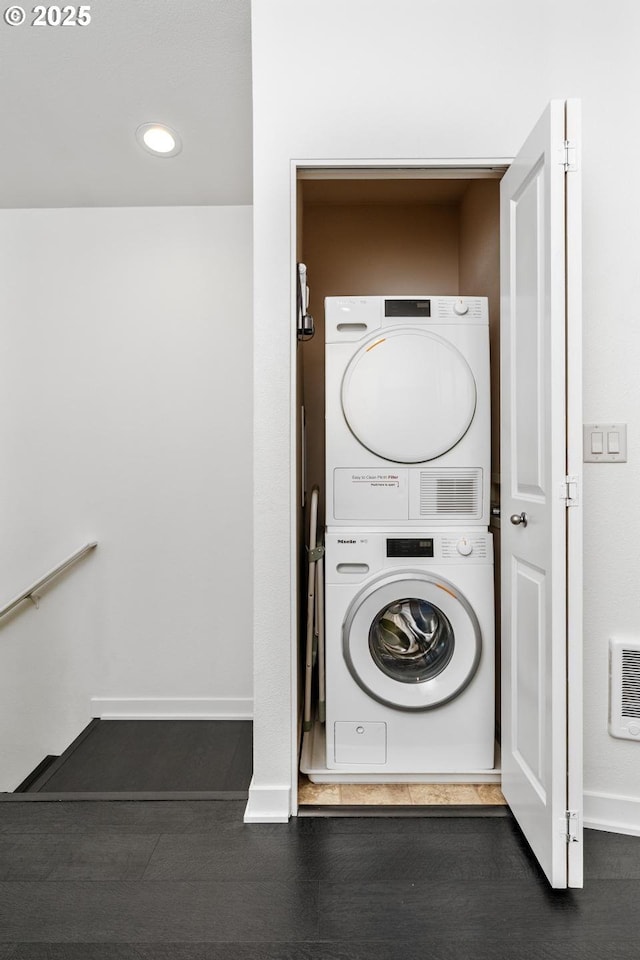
(384, 299, 432, 317)
(325, 295, 489, 343)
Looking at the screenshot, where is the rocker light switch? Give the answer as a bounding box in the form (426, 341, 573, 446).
(584, 423, 627, 462)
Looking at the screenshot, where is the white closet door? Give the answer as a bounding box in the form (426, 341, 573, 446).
(500, 99, 583, 889)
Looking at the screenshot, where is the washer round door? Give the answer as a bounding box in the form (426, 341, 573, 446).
(343, 571, 482, 711)
(341, 327, 477, 463)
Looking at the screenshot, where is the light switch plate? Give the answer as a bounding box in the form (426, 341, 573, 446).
(583, 422, 628, 462)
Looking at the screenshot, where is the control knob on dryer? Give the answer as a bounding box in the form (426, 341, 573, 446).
(456, 538, 473, 557)
(453, 298, 469, 316)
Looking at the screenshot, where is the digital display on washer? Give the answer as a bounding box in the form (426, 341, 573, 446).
(384, 299, 431, 318)
(386, 538, 434, 558)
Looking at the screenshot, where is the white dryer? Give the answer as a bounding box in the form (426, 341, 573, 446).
(325, 529, 494, 773)
(325, 296, 490, 527)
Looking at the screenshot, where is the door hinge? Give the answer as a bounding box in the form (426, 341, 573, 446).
(560, 139, 578, 172)
(565, 809, 580, 843)
(563, 475, 580, 507)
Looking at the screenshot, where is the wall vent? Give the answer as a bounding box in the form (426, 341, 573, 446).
(419, 469, 482, 520)
(609, 638, 640, 741)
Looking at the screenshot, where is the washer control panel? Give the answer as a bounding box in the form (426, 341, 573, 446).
(327, 531, 493, 582)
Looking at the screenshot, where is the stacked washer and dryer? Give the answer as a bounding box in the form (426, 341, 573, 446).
(323, 295, 495, 775)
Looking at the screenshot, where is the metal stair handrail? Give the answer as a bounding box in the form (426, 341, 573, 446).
(0, 541, 98, 621)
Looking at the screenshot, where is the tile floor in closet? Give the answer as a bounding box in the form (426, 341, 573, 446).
(298, 777, 506, 806)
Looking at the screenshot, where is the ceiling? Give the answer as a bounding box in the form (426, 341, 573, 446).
(0, 0, 253, 208)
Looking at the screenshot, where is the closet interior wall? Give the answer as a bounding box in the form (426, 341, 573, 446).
(298, 174, 502, 751)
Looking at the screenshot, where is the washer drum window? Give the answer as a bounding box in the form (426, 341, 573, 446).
(343, 571, 482, 711)
(369, 598, 455, 683)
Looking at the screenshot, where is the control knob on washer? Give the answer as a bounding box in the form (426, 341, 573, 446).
(453, 298, 469, 316)
(456, 538, 473, 557)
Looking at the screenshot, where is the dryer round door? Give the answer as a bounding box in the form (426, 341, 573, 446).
(342, 571, 482, 711)
(341, 327, 477, 463)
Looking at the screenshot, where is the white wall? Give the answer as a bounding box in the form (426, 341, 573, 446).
(250, 0, 640, 825)
(548, 3, 640, 831)
(0, 205, 253, 790)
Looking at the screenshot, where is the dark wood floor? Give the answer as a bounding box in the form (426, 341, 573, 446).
(0, 800, 639, 956)
(22, 721, 253, 795)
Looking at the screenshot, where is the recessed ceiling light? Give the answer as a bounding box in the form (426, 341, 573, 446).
(136, 123, 182, 158)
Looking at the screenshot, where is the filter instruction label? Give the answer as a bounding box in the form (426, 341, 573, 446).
(350, 472, 401, 488)
(333, 468, 409, 521)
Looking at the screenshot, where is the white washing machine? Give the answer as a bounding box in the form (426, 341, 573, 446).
(325, 529, 495, 772)
(325, 295, 490, 527)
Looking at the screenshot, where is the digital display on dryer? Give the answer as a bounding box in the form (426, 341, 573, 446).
(386, 538, 434, 558)
(384, 299, 431, 317)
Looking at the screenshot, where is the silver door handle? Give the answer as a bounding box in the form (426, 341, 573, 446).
(510, 512, 528, 527)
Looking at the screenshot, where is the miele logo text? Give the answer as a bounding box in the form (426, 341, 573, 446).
(337, 539, 357, 544)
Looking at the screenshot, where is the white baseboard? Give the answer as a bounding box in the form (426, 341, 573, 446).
(244, 780, 291, 822)
(91, 697, 253, 720)
(584, 790, 640, 836)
